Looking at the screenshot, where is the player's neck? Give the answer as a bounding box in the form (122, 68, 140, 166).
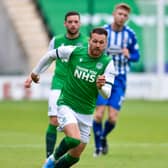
(111, 23, 123, 32)
(66, 32, 80, 39)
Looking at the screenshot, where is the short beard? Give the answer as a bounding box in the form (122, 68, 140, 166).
(67, 29, 78, 36)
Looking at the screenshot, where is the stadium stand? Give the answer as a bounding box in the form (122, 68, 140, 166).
(2, 0, 49, 72)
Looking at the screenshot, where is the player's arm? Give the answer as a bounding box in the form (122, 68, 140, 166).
(97, 60, 116, 98)
(128, 44, 140, 62)
(48, 37, 55, 51)
(31, 45, 76, 83)
(126, 33, 140, 62)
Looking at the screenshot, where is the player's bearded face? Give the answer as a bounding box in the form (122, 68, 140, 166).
(67, 27, 78, 35)
(89, 33, 107, 58)
(65, 15, 80, 35)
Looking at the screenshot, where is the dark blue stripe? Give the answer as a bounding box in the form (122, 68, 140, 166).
(56, 49, 60, 59)
(114, 31, 118, 45)
(105, 81, 113, 86)
(121, 30, 125, 48)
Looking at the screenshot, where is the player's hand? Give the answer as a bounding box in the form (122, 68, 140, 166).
(96, 75, 106, 89)
(122, 48, 130, 58)
(24, 76, 32, 88)
(31, 72, 40, 83)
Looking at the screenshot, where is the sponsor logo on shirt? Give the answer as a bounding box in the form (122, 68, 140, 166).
(74, 66, 97, 83)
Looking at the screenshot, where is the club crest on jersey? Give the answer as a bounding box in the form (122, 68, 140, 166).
(79, 58, 83, 62)
(76, 43, 83, 47)
(96, 62, 103, 69)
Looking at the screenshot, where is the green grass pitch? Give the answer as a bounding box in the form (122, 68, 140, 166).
(0, 99, 168, 168)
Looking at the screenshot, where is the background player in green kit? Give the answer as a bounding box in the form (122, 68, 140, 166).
(24, 11, 88, 158)
(28, 28, 116, 168)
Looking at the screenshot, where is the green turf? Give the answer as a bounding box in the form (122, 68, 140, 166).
(0, 100, 168, 168)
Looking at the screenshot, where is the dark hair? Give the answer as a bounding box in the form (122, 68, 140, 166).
(90, 28, 108, 37)
(64, 11, 80, 21)
(115, 3, 131, 13)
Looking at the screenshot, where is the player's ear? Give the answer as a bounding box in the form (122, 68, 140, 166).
(64, 21, 66, 27)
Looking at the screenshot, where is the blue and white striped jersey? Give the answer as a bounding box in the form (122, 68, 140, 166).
(104, 24, 140, 75)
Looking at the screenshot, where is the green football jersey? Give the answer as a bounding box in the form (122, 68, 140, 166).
(57, 47, 112, 115)
(51, 34, 88, 89)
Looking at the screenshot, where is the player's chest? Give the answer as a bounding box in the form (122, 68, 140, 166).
(70, 56, 106, 83)
(71, 55, 105, 72)
(108, 31, 130, 48)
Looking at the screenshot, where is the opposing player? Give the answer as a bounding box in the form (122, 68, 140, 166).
(29, 28, 116, 168)
(24, 11, 88, 158)
(93, 3, 140, 156)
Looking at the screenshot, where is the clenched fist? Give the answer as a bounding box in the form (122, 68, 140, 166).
(31, 73, 40, 83)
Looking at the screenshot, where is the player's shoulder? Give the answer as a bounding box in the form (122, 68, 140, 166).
(101, 53, 112, 62)
(73, 45, 87, 53)
(55, 34, 65, 40)
(99, 54, 113, 70)
(78, 33, 89, 44)
(69, 46, 87, 58)
(79, 33, 88, 39)
(124, 25, 136, 36)
(103, 24, 110, 29)
(103, 24, 110, 30)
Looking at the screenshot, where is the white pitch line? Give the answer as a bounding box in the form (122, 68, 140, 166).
(0, 143, 168, 149)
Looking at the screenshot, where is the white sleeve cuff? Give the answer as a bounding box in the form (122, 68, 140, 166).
(98, 83, 112, 99)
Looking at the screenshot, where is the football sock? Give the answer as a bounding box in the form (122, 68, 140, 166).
(93, 120, 102, 150)
(102, 120, 116, 138)
(55, 153, 79, 168)
(54, 136, 80, 160)
(46, 124, 57, 158)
